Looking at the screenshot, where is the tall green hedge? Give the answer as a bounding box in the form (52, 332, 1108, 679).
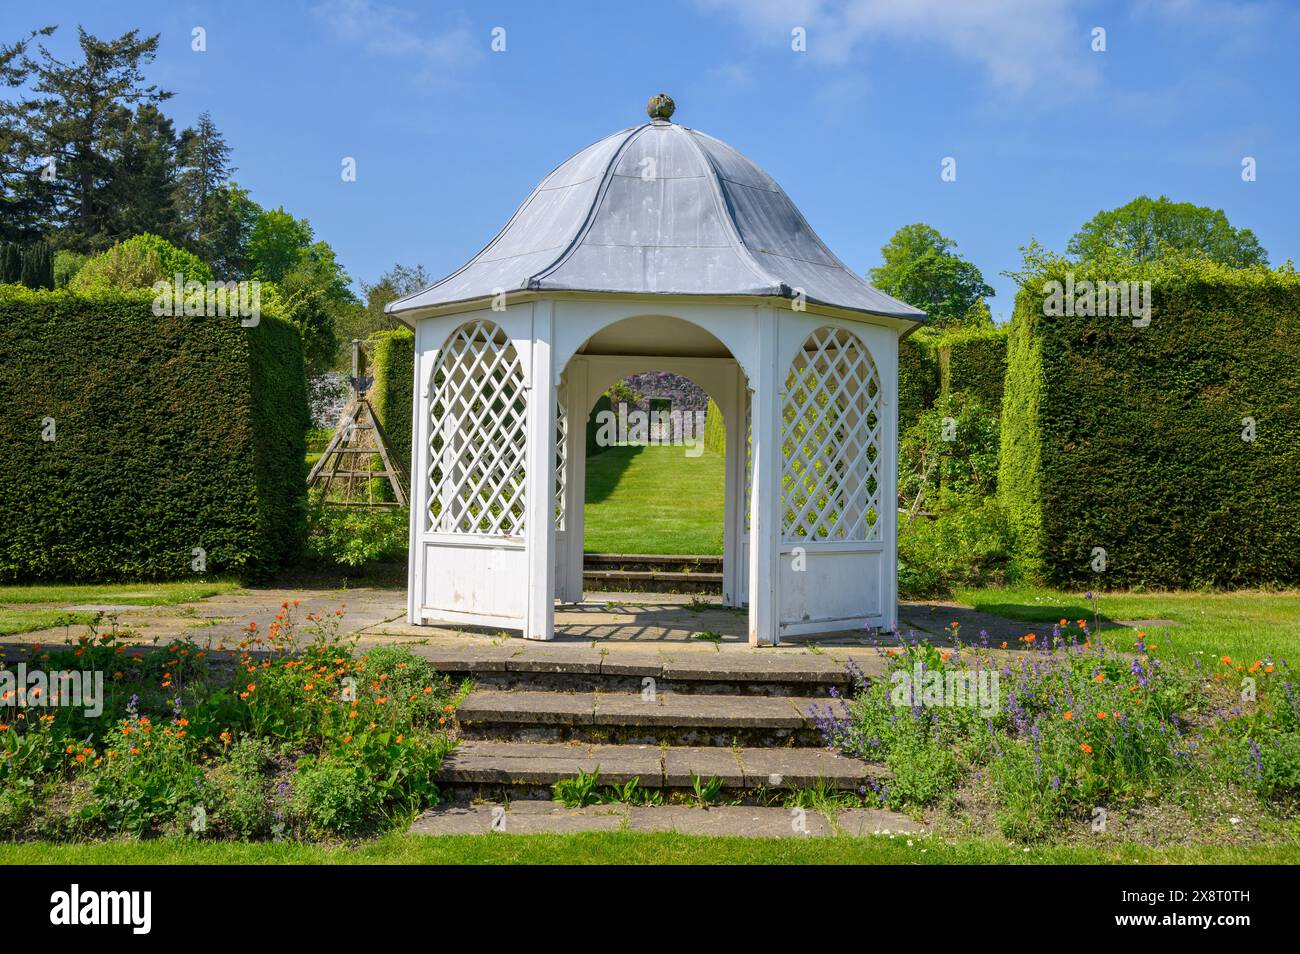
(586, 393, 612, 457)
(703, 398, 725, 456)
(937, 325, 1008, 412)
(998, 262, 1300, 588)
(0, 287, 308, 583)
(898, 329, 939, 428)
(369, 328, 414, 476)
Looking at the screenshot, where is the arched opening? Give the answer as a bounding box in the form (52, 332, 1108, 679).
(556, 314, 751, 612)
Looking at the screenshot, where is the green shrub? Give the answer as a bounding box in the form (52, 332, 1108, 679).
(937, 325, 1007, 411)
(999, 259, 1300, 587)
(68, 233, 213, 292)
(305, 501, 408, 566)
(898, 329, 939, 428)
(0, 286, 308, 582)
(53, 250, 88, 288)
(292, 759, 384, 837)
(898, 494, 1015, 598)
(208, 738, 276, 838)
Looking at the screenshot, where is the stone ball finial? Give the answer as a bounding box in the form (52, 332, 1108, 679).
(646, 92, 675, 122)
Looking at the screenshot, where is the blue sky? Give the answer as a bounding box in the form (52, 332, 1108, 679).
(12, 0, 1299, 319)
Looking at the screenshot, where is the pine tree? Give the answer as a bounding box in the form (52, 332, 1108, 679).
(0, 27, 171, 251)
(19, 240, 53, 289)
(176, 111, 233, 258)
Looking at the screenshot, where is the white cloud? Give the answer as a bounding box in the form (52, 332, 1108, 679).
(313, 0, 479, 80)
(698, 0, 1099, 96)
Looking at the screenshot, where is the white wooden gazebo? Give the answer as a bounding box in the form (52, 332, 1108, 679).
(387, 94, 925, 646)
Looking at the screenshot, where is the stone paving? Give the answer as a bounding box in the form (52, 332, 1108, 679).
(2, 581, 1052, 657)
(408, 801, 923, 837)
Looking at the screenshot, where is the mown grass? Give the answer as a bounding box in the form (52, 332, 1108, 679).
(2, 831, 1297, 865)
(584, 445, 725, 555)
(0, 580, 238, 636)
(953, 586, 1300, 664)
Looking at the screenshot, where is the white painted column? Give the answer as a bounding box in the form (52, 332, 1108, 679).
(747, 305, 781, 646)
(882, 333, 901, 635)
(721, 361, 742, 607)
(407, 328, 427, 625)
(562, 356, 588, 604)
(524, 301, 557, 640)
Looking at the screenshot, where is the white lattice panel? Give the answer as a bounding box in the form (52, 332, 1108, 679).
(555, 390, 568, 529)
(427, 320, 528, 536)
(780, 326, 881, 542)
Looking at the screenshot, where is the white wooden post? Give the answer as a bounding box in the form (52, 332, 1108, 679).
(525, 301, 557, 639)
(407, 331, 427, 625)
(562, 356, 588, 604)
(747, 305, 781, 646)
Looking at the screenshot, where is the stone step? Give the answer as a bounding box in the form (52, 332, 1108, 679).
(407, 643, 871, 697)
(583, 553, 723, 571)
(436, 740, 881, 797)
(455, 689, 844, 745)
(410, 801, 922, 837)
(582, 570, 722, 594)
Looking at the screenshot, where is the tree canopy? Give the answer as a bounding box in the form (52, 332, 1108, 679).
(869, 223, 994, 329)
(1067, 195, 1268, 268)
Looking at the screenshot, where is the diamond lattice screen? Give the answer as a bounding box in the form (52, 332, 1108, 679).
(427, 320, 528, 536)
(554, 389, 568, 530)
(780, 326, 881, 542)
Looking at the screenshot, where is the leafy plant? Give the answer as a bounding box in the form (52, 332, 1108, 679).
(690, 773, 723, 806)
(553, 767, 602, 808)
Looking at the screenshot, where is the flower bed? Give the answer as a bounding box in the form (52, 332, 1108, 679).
(812, 602, 1299, 842)
(0, 604, 463, 841)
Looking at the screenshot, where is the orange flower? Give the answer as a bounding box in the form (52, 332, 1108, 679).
(1059, 618, 1067, 626)
(1000, 641, 1008, 649)
(1023, 634, 1036, 643)
(1094, 673, 1105, 683)
(1221, 656, 1232, 665)
(1249, 661, 1261, 673)
(1096, 711, 1106, 719)
(1063, 711, 1074, 720)
(1080, 743, 1092, 754)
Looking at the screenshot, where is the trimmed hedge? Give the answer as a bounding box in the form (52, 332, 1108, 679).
(586, 393, 612, 457)
(369, 328, 414, 476)
(998, 262, 1300, 588)
(0, 287, 308, 583)
(898, 329, 939, 428)
(937, 325, 1008, 412)
(703, 398, 725, 456)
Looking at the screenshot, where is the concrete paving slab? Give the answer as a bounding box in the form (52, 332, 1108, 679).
(457, 690, 595, 725)
(661, 747, 745, 788)
(834, 808, 925, 835)
(627, 804, 832, 837)
(737, 747, 878, 789)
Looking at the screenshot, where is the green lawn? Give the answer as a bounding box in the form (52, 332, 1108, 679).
(953, 585, 1300, 664)
(584, 445, 725, 555)
(0, 580, 237, 636)
(2, 831, 1296, 865)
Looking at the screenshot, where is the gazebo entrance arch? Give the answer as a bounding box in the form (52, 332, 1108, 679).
(388, 94, 926, 646)
(554, 308, 754, 611)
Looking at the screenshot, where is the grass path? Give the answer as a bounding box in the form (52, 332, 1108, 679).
(2, 832, 1296, 865)
(584, 445, 724, 555)
(0, 580, 238, 637)
(953, 585, 1300, 664)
